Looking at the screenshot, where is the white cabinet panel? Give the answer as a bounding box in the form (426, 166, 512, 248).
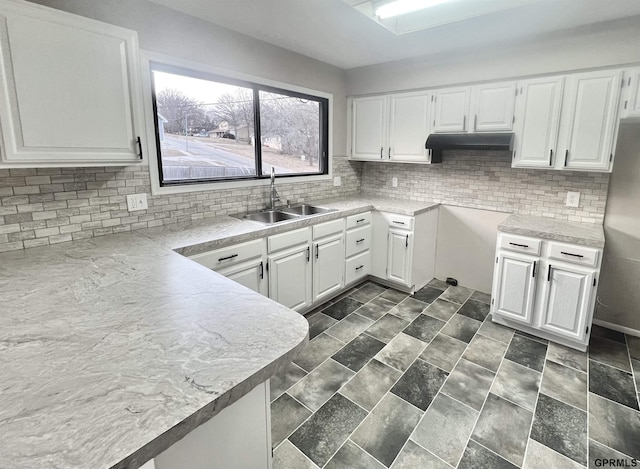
(0, 1, 145, 166)
(345, 250, 371, 285)
(433, 87, 470, 133)
(512, 77, 564, 168)
(560, 70, 622, 171)
(351, 96, 387, 160)
(218, 259, 268, 297)
(313, 233, 345, 303)
(540, 264, 594, 342)
(388, 91, 430, 162)
(387, 228, 412, 286)
(622, 68, 640, 117)
(494, 252, 538, 325)
(345, 225, 371, 258)
(268, 245, 312, 311)
(472, 82, 516, 131)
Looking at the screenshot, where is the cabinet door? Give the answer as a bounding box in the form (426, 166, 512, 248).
(313, 234, 345, 303)
(493, 252, 538, 325)
(472, 82, 516, 131)
(622, 68, 640, 117)
(432, 87, 470, 133)
(388, 91, 431, 162)
(387, 228, 412, 286)
(512, 77, 564, 168)
(268, 244, 312, 311)
(540, 263, 594, 342)
(0, 2, 145, 166)
(560, 70, 622, 171)
(350, 96, 387, 160)
(218, 258, 268, 297)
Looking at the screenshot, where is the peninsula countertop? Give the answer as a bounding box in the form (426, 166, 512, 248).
(0, 195, 438, 469)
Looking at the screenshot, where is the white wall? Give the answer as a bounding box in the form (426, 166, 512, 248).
(346, 16, 640, 96)
(434, 206, 510, 293)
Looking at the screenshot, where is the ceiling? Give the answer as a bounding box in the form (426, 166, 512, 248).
(148, 0, 640, 70)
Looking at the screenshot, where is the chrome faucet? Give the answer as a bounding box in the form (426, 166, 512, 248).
(270, 167, 280, 210)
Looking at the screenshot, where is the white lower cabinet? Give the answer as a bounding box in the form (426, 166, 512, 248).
(267, 228, 313, 312)
(372, 208, 438, 293)
(344, 212, 372, 286)
(188, 238, 268, 296)
(491, 233, 602, 350)
(312, 219, 345, 303)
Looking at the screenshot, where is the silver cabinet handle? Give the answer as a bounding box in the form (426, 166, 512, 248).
(392, 221, 405, 225)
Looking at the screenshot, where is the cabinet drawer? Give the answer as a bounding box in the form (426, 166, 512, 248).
(346, 212, 372, 230)
(383, 212, 414, 231)
(345, 225, 371, 257)
(498, 233, 542, 256)
(313, 218, 345, 240)
(268, 227, 309, 253)
(345, 250, 371, 285)
(189, 238, 264, 270)
(548, 242, 599, 267)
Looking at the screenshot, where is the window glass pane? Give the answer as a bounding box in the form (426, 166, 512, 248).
(153, 70, 256, 181)
(259, 90, 322, 176)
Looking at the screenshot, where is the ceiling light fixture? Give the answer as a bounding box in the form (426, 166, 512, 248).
(375, 0, 454, 19)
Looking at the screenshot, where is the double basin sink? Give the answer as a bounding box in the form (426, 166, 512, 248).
(235, 204, 337, 224)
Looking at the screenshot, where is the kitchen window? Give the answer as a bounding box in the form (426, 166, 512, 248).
(149, 63, 329, 187)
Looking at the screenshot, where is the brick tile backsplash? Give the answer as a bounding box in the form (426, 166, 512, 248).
(0, 155, 362, 252)
(0, 151, 610, 252)
(361, 151, 609, 224)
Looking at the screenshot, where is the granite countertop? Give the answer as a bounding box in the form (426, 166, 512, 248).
(0, 194, 437, 469)
(0, 233, 308, 469)
(140, 195, 440, 257)
(498, 215, 605, 248)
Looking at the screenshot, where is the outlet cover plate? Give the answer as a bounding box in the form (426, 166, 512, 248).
(333, 176, 341, 186)
(127, 193, 148, 212)
(566, 191, 580, 208)
(392, 177, 398, 187)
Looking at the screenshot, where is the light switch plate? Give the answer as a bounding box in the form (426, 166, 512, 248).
(566, 191, 580, 208)
(126, 193, 148, 211)
(333, 176, 341, 186)
(392, 177, 398, 187)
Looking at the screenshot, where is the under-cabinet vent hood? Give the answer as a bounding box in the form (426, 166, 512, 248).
(425, 133, 514, 163)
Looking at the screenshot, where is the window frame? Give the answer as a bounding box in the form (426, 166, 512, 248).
(142, 53, 332, 195)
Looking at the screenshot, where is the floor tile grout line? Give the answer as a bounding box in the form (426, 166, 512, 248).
(394, 436, 456, 469)
(336, 438, 389, 469)
(271, 362, 309, 403)
(522, 342, 551, 468)
(469, 437, 524, 467)
(589, 355, 635, 375)
(627, 335, 640, 411)
(588, 390, 640, 415)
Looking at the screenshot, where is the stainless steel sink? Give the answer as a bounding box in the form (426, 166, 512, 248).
(281, 204, 337, 216)
(239, 210, 300, 224)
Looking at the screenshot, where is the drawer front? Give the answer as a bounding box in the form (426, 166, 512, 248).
(382, 212, 414, 231)
(498, 233, 542, 256)
(345, 250, 371, 285)
(345, 211, 372, 230)
(313, 218, 345, 240)
(345, 225, 371, 257)
(189, 238, 264, 270)
(548, 242, 599, 267)
(268, 227, 310, 253)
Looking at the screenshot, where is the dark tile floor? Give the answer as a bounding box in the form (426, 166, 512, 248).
(270, 280, 640, 469)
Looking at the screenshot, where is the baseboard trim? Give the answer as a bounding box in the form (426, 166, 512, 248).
(592, 319, 640, 338)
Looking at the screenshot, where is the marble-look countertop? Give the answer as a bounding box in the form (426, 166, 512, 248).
(0, 233, 309, 469)
(140, 196, 440, 257)
(499, 215, 605, 248)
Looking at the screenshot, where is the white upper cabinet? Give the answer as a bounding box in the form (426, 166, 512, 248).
(350, 95, 387, 161)
(557, 69, 622, 172)
(0, 0, 146, 167)
(471, 82, 516, 132)
(432, 87, 470, 133)
(512, 76, 564, 169)
(621, 68, 640, 118)
(388, 91, 431, 162)
(350, 91, 432, 164)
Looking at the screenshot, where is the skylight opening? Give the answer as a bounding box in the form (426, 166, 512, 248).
(375, 0, 454, 19)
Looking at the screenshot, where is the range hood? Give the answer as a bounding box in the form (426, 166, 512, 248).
(425, 133, 514, 163)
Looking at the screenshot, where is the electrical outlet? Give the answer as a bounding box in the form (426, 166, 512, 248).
(392, 177, 398, 187)
(126, 193, 148, 212)
(333, 176, 341, 186)
(566, 191, 580, 208)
